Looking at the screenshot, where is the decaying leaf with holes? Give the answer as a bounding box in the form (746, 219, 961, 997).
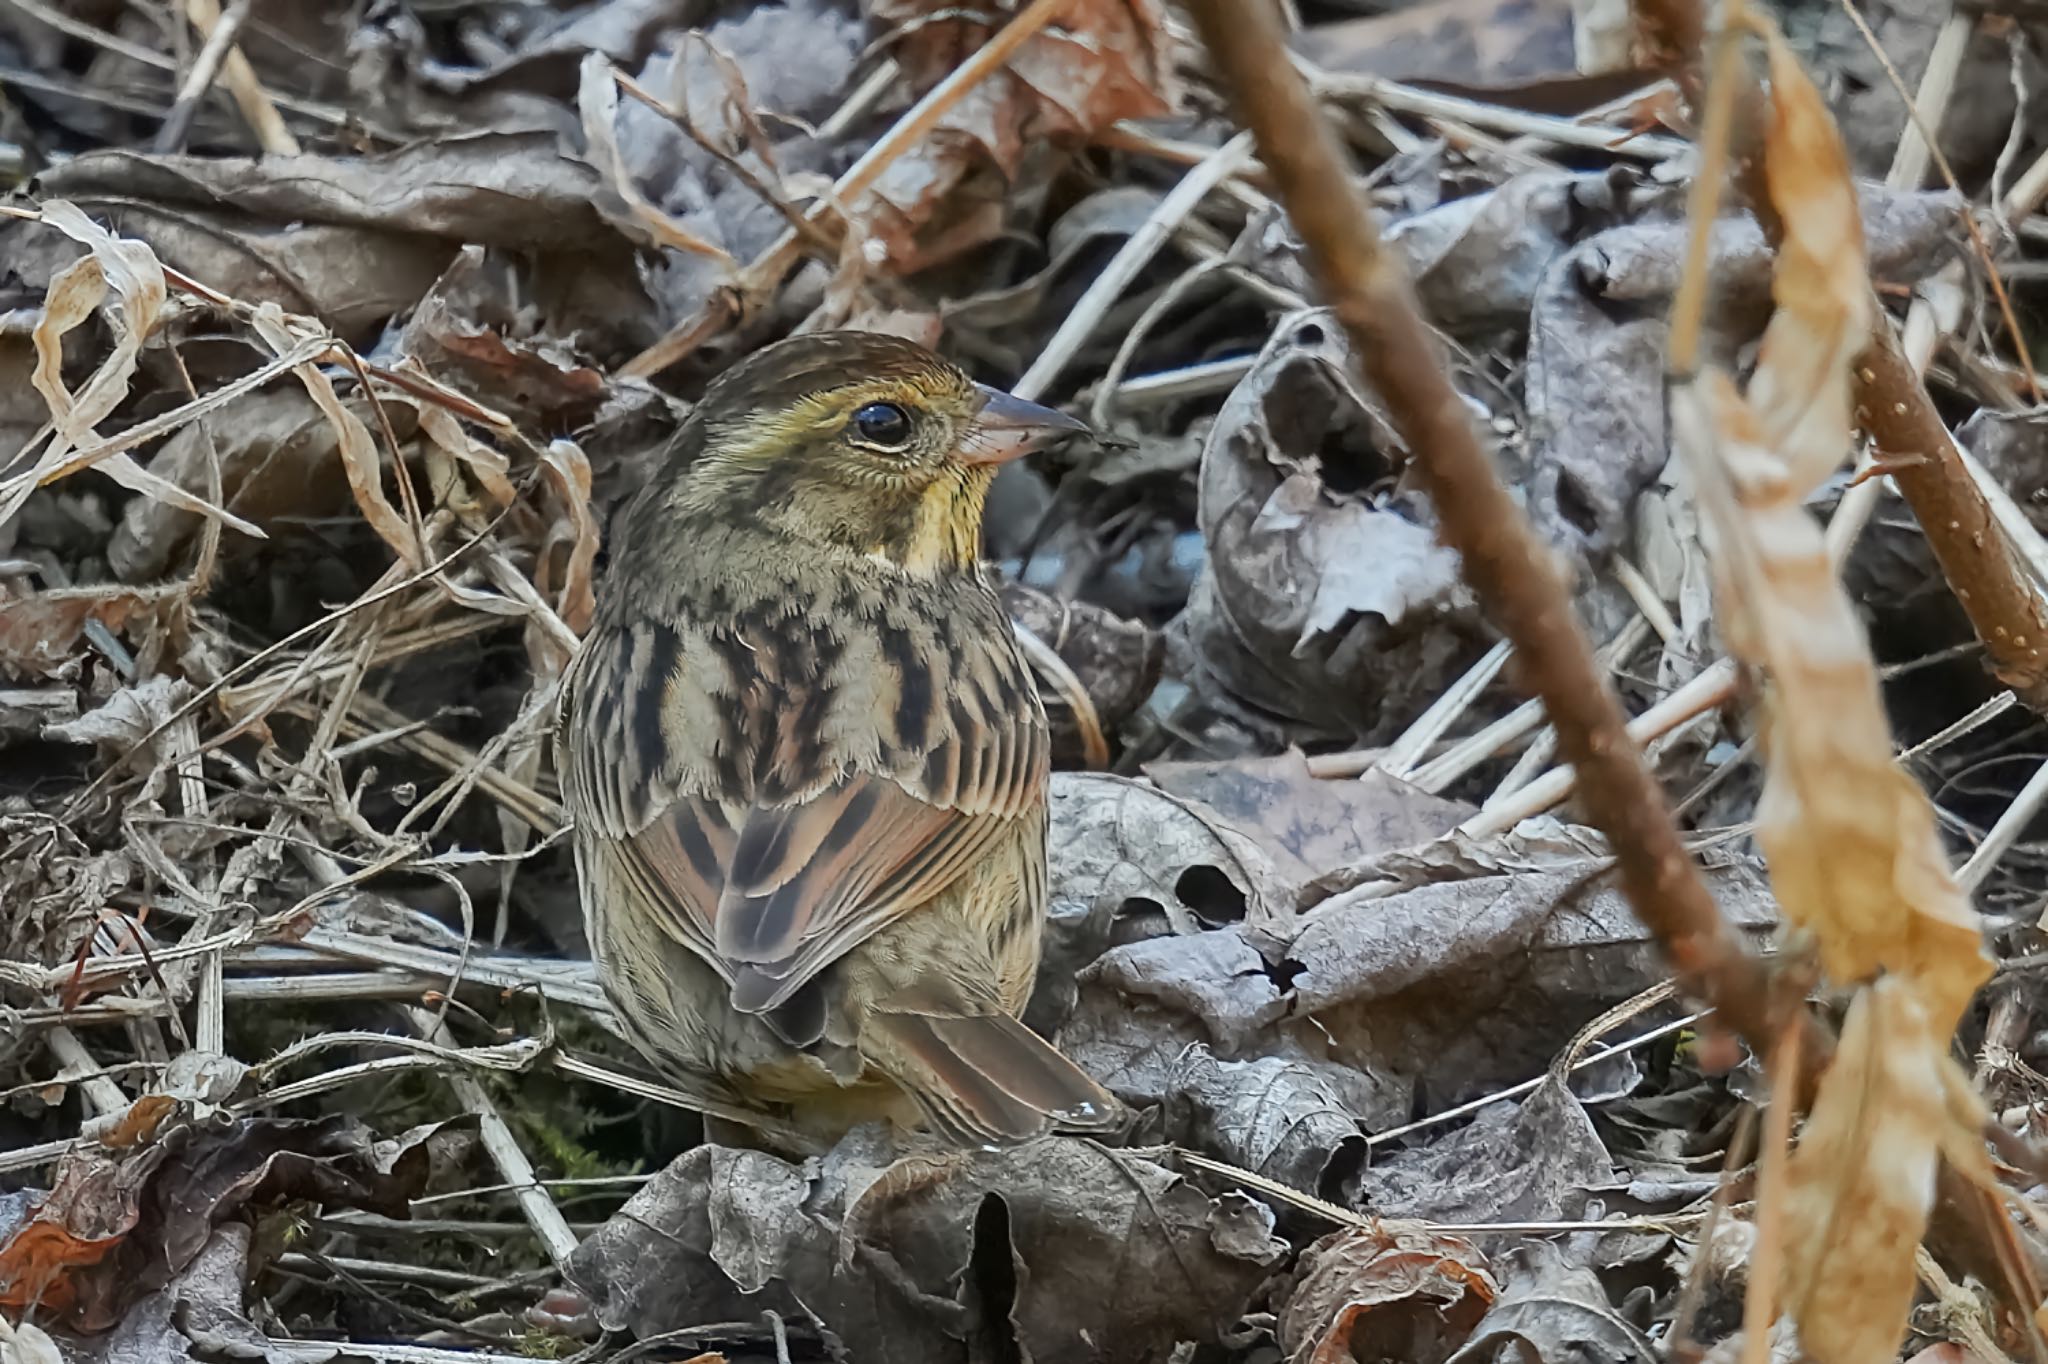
(1669, 15, 1994, 1364)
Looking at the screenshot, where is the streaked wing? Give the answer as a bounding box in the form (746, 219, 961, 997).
(562, 585, 1049, 1027)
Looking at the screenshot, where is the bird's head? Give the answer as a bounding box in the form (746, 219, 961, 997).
(655, 332, 1087, 575)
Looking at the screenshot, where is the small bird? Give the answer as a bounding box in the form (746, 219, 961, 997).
(557, 331, 1119, 1149)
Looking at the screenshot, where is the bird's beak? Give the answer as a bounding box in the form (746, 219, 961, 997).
(956, 385, 1092, 466)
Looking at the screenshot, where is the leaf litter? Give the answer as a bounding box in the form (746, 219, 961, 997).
(0, 0, 2046, 1361)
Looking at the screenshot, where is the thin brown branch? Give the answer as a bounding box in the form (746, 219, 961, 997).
(1182, 0, 1803, 1061)
(1859, 325, 2048, 707)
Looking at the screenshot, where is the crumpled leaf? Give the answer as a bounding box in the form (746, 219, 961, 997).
(1279, 1221, 1496, 1364)
(1525, 187, 1961, 568)
(1358, 1076, 1615, 1223)
(537, 439, 601, 644)
(43, 675, 191, 778)
(568, 1129, 1282, 1363)
(2, 203, 258, 546)
(860, 0, 1178, 270)
(1382, 171, 1637, 332)
(398, 246, 607, 428)
(576, 52, 740, 263)
(248, 304, 419, 569)
(1066, 823, 1774, 1130)
(579, 0, 864, 332)
(1173, 311, 1487, 743)
(1443, 1241, 1656, 1364)
(1147, 752, 1471, 894)
(1033, 771, 1284, 1035)
(0, 1110, 436, 1330)
(1152, 1046, 1367, 1202)
(0, 819, 134, 969)
(66, 1225, 271, 1364)
(0, 587, 175, 681)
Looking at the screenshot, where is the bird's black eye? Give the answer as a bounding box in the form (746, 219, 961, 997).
(851, 401, 913, 450)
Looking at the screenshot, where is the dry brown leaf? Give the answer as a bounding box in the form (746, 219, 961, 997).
(1669, 17, 1995, 1364)
(577, 53, 740, 262)
(28, 202, 166, 456)
(860, 0, 1178, 270)
(416, 401, 517, 510)
(1781, 980, 1993, 1364)
(1670, 14, 1988, 1037)
(0, 1111, 437, 1331)
(538, 438, 600, 640)
(248, 304, 422, 569)
(2, 203, 259, 542)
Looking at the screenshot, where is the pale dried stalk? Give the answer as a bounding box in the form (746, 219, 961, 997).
(183, 0, 300, 155)
(409, 1009, 580, 1273)
(1012, 131, 1255, 401)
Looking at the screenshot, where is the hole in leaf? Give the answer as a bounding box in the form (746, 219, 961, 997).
(1175, 865, 1246, 923)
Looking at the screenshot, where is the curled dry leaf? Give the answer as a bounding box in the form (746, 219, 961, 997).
(1444, 1242, 1657, 1364)
(1673, 17, 1989, 1034)
(0, 587, 174, 680)
(1045, 770, 1280, 933)
(577, 53, 739, 262)
(248, 304, 420, 569)
(1146, 752, 1471, 896)
(1065, 832, 1774, 1133)
(1671, 19, 1992, 1364)
(1033, 770, 1282, 1034)
(1357, 1074, 1615, 1224)
(1279, 1221, 1496, 1364)
(6, 203, 257, 545)
(1523, 186, 1961, 570)
(1154, 1046, 1367, 1201)
(538, 439, 600, 641)
(1782, 979, 1994, 1364)
(1173, 311, 1485, 744)
(398, 246, 607, 429)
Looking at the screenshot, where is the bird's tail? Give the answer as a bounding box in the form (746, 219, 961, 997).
(866, 1006, 1122, 1146)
